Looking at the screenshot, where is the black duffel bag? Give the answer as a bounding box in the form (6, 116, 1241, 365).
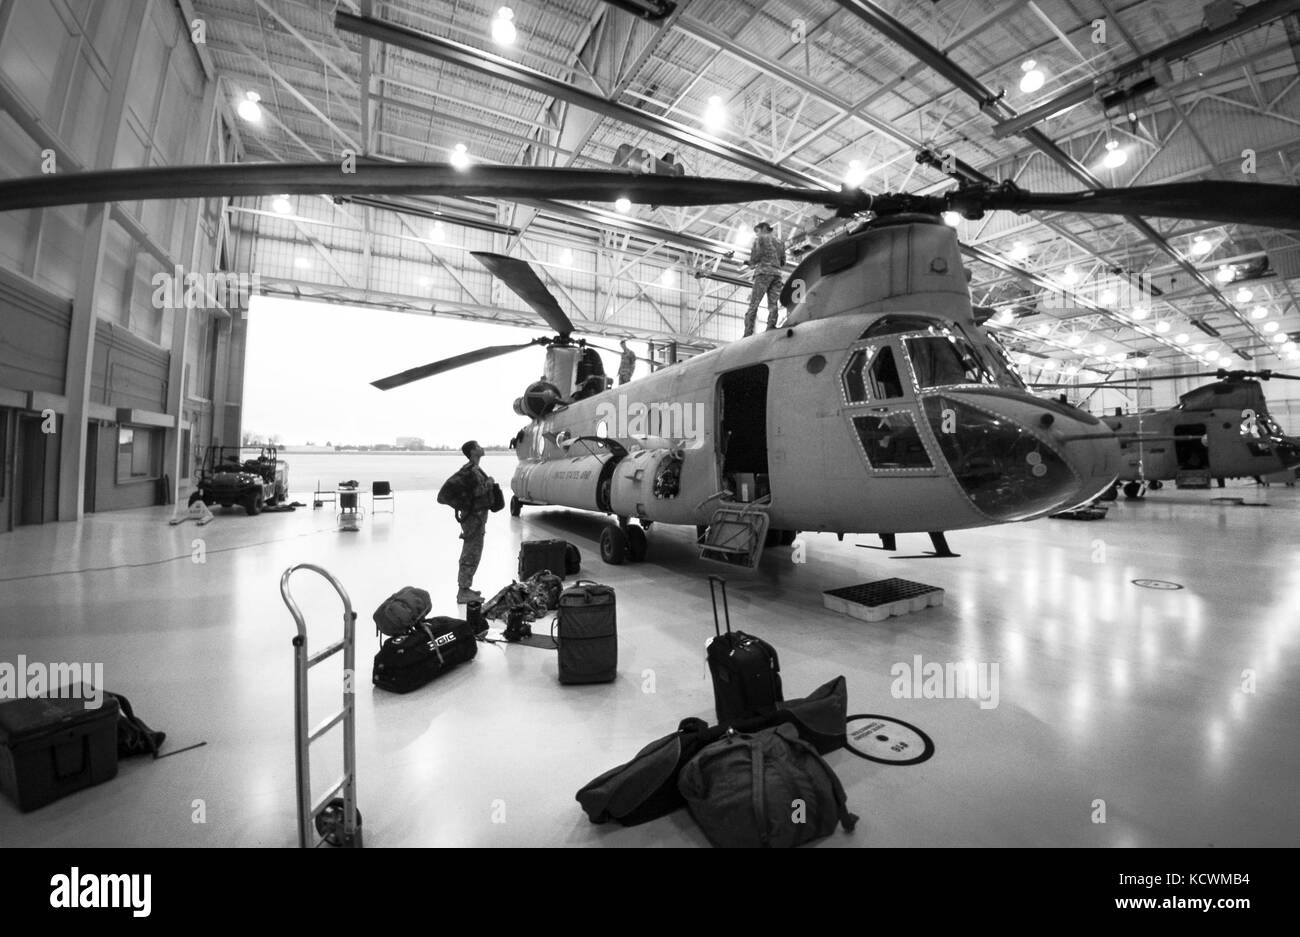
(373, 616, 478, 694)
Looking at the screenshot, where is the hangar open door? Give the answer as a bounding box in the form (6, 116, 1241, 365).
(12, 413, 56, 527)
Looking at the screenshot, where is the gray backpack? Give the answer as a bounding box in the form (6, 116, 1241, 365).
(677, 723, 858, 848)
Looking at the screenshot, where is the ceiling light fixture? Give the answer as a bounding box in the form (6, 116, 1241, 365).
(1103, 140, 1127, 169)
(1175, 333, 1189, 344)
(1019, 59, 1045, 94)
(1215, 265, 1235, 284)
(450, 143, 470, 169)
(1009, 242, 1029, 262)
(1252, 306, 1268, 320)
(614, 197, 632, 213)
(271, 194, 292, 214)
(1190, 235, 1213, 257)
(237, 91, 263, 123)
(703, 95, 726, 133)
(844, 160, 867, 188)
(491, 7, 516, 45)
(1155, 320, 1170, 334)
(1235, 287, 1253, 303)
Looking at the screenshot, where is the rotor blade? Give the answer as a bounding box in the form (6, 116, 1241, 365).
(371, 342, 538, 390)
(0, 163, 849, 213)
(966, 181, 1300, 230)
(471, 252, 574, 336)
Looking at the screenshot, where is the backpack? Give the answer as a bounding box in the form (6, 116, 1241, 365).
(564, 543, 581, 576)
(373, 586, 433, 637)
(524, 570, 563, 611)
(104, 691, 166, 759)
(677, 723, 858, 848)
(436, 472, 471, 511)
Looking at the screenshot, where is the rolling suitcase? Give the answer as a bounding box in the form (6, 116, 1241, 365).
(557, 581, 617, 684)
(372, 617, 478, 693)
(519, 539, 570, 581)
(706, 575, 783, 724)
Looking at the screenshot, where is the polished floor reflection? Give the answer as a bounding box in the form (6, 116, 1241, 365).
(2, 478, 1297, 847)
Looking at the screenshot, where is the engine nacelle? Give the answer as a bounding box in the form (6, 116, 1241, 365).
(608, 447, 684, 518)
(513, 381, 563, 419)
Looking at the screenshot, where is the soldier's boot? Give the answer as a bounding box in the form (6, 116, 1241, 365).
(456, 564, 482, 605)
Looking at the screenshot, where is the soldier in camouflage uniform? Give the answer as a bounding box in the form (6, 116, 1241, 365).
(742, 221, 786, 337)
(439, 440, 497, 604)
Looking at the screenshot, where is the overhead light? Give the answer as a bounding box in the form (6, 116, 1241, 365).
(1035, 323, 1050, 336)
(660, 268, 676, 287)
(559, 248, 573, 266)
(450, 143, 470, 169)
(1283, 341, 1297, 353)
(1235, 287, 1253, 303)
(1099, 289, 1116, 305)
(1252, 306, 1268, 320)
(614, 197, 632, 213)
(1191, 343, 1206, 353)
(734, 224, 754, 247)
(994, 309, 1014, 325)
(1215, 265, 1235, 284)
(1102, 140, 1127, 169)
(1272, 333, 1287, 343)
(1155, 321, 1170, 334)
(428, 221, 445, 242)
(417, 275, 432, 288)
(1190, 235, 1213, 257)
(1041, 359, 1058, 370)
(1019, 59, 1045, 94)
(293, 256, 311, 270)
(491, 6, 516, 46)
(1175, 333, 1189, 344)
(1092, 342, 1105, 355)
(1205, 350, 1221, 361)
(1060, 266, 1080, 286)
(703, 95, 726, 133)
(1009, 242, 1029, 262)
(1130, 306, 1148, 320)
(942, 211, 961, 227)
(237, 90, 262, 123)
(271, 194, 293, 214)
(1264, 321, 1280, 333)
(1110, 352, 1126, 363)
(844, 160, 868, 188)
(1063, 364, 1079, 376)
(1066, 333, 1083, 347)
(1132, 356, 1148, 369)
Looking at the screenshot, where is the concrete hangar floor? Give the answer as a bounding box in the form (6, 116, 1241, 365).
(1, 463, 1297, 847)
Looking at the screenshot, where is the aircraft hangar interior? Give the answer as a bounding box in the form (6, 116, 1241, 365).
(0, 0, 1298, 862)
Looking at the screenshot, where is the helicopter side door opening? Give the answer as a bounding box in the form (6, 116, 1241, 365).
(718, 364, 770, 503)
(1174, 424, 1209, 470)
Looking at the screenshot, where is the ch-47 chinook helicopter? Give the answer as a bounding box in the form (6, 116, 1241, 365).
(1039, 369, 1300, 500)
(3, 163, 1298, 566)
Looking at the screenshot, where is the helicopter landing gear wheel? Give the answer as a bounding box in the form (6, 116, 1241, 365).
(1148, 480, 1163, 490)
(1098, 483, 1119, 502)
(600, 526, 627, 565)
(626, 526, 648, 563)
(1123, 481, 1145, 500)
(509, 495, 522, 517)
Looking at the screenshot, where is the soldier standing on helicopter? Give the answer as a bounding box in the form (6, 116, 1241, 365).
(742, 221, 786, 337)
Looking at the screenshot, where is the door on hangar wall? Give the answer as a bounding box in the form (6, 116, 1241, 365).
(13, 413, 48, 526)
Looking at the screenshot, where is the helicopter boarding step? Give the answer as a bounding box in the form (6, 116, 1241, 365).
(822, 578, 945, 623)
(699, 505, 771, 569)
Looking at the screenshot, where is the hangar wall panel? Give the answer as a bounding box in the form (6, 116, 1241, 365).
(0, 268, 71, 396)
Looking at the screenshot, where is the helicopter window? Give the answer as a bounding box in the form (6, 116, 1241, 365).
(961, 324, 1026, 389)
(860, 316, 944, 340)
(868, 347, 904, 399)
(844, 349, 868, 402)
(905, 335, 996, 388)
(852, 412, 932, 469)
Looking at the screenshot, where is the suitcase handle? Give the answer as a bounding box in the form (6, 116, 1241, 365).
(708, 575, 730, 637)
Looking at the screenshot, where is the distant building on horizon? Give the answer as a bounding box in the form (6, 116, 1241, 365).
(396, 436, 426, 450)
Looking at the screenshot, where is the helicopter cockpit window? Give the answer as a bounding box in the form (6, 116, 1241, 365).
(844, 349, 868, 402)
(905, 334, 996, 388)
(853, 412, 932, 469)
(860, 316, 944, 340)
(963, 324, 1026, 389)
(868, 346, 904, 399)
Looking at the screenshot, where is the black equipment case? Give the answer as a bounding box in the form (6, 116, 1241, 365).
(373, 617, 478, 693)
(519, 539, 570, 581)
(556, 581, 617, 684)
(0, 690, 119, 812)
(706, 575, 783, 724)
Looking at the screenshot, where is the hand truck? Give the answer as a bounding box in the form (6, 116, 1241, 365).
(279, 564, 363, 848)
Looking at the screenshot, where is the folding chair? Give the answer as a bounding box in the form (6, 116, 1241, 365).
(372, 481, 395, 514)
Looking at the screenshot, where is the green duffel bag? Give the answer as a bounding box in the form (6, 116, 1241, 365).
(677, 723, 858, 848)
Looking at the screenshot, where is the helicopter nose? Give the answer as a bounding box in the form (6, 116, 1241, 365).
(920, 391, 1121, 520)
(1276, 436, 1300, 470)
